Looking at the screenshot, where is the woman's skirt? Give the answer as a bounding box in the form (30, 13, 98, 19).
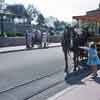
(87, 56, 100, 65)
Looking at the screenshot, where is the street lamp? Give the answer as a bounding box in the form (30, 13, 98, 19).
(0, 14, 4, 36)
(0, 3, 6, 37)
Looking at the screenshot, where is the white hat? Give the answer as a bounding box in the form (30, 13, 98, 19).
(89, 41, 94, 47)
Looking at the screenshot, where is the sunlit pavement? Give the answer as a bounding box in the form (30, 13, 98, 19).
(0, 47, 66, 100)
(48, 69, 100, 100)
(0, 43, 61, 53)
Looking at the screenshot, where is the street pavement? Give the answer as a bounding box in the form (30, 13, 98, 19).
(0, 71, 65, 100)
(48, 69, 100, 100)
(0, 47, 65, 92)
(0, 46, 72, 100)
(1, 44, 97, 100)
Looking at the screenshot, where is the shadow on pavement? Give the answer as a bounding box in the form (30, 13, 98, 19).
(94, 76, 100, 84)
(65, 56, 100, 85)
(65, 67, 91, 85)
(65, 59, 100, 85)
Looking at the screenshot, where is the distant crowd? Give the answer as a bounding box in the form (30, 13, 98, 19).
(25, 29, 48, 49)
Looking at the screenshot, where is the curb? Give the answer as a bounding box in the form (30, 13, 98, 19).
(47, 85, 78, 100)
(47, 67, 93, 100)
(0, 45, 61, 54)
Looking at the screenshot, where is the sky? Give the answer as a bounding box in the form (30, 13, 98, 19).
(5, 0, 100, 22)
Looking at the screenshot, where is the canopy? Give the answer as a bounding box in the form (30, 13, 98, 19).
(73, 15, 100, 21)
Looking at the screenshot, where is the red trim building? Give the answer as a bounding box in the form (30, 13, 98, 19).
(73, 15, 100, 21)
(73, 4, 100, 34)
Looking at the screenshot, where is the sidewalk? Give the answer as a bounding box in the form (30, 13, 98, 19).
(48, 70, 100, 100)
(0, 43, 61, 53)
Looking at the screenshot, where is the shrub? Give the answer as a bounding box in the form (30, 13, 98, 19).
(6, 32, 16, 37)
(0, 32, 7, 37)
(0, 32, 24, 37)
(16, 33, 24, 36)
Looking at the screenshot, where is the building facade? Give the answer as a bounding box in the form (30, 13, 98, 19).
(73, 4, 100, 35)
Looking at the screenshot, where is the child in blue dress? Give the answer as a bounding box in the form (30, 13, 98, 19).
(80, 42, 100, 78)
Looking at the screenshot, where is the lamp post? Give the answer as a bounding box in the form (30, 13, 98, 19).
(0, 11, 15, 37)
(0, 15, 4, 36)
(0, 2, 6, 37)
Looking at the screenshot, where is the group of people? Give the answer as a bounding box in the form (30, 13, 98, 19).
(61, 26, 100, 79)
(25, 29, 48, 49)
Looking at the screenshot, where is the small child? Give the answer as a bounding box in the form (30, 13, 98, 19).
(80, 42, 100, 78)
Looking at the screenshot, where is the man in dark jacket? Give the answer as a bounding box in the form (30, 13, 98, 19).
(61, 26, 71, 78)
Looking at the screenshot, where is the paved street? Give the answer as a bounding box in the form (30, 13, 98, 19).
(0, 47, 65, 91)
(0, 47, 74, 100)
(48, 70, 100, 100)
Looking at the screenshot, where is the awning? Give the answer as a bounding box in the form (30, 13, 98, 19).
(73, 15, 100, 21)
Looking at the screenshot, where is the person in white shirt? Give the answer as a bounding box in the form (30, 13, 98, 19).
(42, 31, 48, 48)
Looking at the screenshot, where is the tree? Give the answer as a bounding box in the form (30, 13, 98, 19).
(26, 4, 39, 19)
(26, 4, 45, 26)
(54, 20, 65, 34)
(0, 0, 4, 3)
(37, 14, 45, 25)
(0, 0, 6, 10)
(53, 19, 71, 35)
(26, 5, 36, 24)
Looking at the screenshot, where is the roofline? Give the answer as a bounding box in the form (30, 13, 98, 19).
(73, 15, 100, 21)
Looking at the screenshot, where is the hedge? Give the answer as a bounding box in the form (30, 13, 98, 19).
(0, 32, 24, 37)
